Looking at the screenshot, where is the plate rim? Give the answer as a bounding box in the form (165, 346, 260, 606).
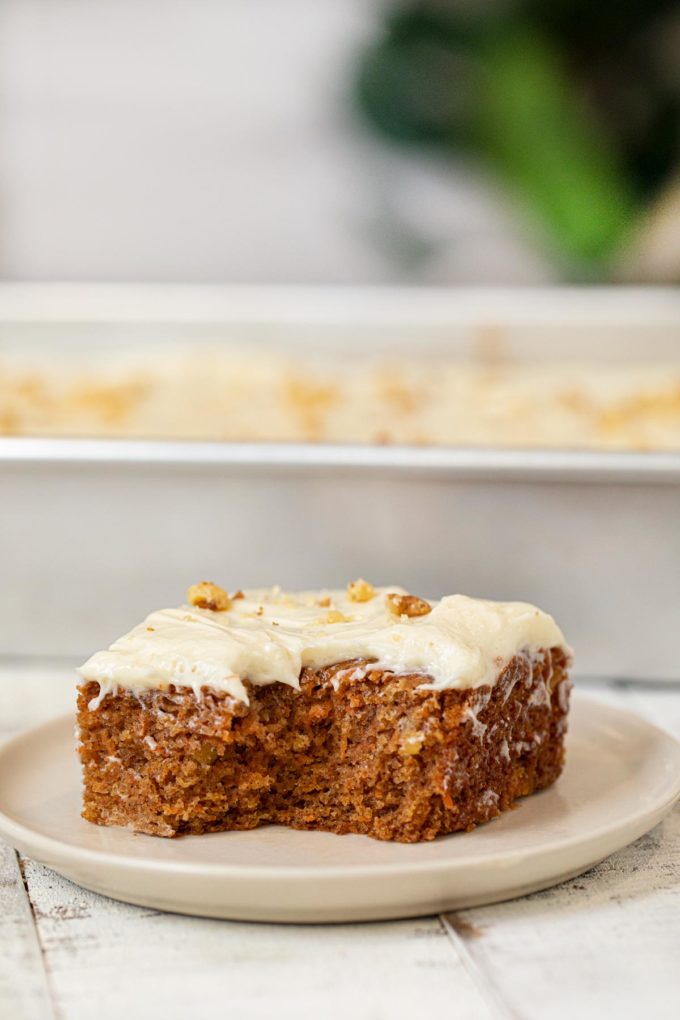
(1, 693, 679, 884)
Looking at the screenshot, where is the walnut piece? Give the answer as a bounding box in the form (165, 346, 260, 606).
(347, 578, 376, 603)
(399, 733, 425, 756)
(325, 610, 350, 624)
(187, 581, 232, 612)
(193, 742, 218, 766)
(385, 592, 432, 618)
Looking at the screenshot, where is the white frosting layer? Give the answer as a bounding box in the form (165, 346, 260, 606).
(78, 587, 570, 708)
(4, 349, 680, 450)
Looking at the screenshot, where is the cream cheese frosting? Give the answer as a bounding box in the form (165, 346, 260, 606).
(78, 586, 570, 708)
(3, 349, 680, 450)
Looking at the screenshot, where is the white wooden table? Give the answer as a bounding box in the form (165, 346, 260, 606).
(1, 664, 678, 1020)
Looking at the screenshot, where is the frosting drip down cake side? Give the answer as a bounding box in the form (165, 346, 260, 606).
(76, 583, 572, 843)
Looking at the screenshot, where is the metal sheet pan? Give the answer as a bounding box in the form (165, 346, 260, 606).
(1, 284, 679, 679)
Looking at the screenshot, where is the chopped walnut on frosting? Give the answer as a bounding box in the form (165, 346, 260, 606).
(187, 581, 232, 612)
(347, 578, 376, 603)
(324, 610, 350, 624)
(385, 592, 432, 618)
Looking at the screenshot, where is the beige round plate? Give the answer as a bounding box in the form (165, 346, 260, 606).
(0, 694, 678, 923)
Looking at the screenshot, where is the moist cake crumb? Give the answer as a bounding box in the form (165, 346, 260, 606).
(76, 585, 572, 843)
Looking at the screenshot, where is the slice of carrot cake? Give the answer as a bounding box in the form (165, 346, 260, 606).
(77, 582, 572, 843)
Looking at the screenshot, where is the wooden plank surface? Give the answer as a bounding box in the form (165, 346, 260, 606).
(0, 844, 55, 1020)
(443, 805, 680, 1020)
(18, 860, 498, 1020)
(1, 666, 678, 1020)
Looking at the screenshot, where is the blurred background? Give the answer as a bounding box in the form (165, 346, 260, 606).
(1, 0, 680, 680)
(0, 0, 679, 286)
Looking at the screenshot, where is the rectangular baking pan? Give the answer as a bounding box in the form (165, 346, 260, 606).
(1, 284, 679, 681)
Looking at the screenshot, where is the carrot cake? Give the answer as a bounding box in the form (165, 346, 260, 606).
(2, 347, 680, 449)
(77, 582, 572, 843)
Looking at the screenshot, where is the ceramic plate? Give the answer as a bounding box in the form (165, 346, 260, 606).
(0, 694, 678, 923)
